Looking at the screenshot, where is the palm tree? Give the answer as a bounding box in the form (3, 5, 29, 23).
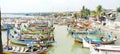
(80, 6, 90, 19)
(74, 13, 78, 19)
(96, 5, 103, 21)
(91, 11, 97, 17)
(91, 5, 104, 21)
(116, 7, 120, 17)
(117, 7, 120, 12)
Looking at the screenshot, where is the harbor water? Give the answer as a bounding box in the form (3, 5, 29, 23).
(2, 25, 120, 54)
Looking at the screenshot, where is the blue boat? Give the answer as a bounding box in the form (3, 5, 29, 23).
(67, 28, 98, 34)
(7, 25, 54, 46)
(72, 33, 116, 44)
(9, 35, 54, 46)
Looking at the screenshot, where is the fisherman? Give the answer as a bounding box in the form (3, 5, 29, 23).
(8, 46, 12, 50)
(51, 33, 55, 42)
(113, 36, 117, 40)
(48, 33, 50, 41)
(39, 34, 44, 39)
(100, 36, 104, 41)
(26, 44, 32, 52)
(67, 24, 70, 27)
(37, 34, 44, 51)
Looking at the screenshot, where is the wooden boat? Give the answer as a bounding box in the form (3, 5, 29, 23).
(9, 33, 55, 46)
(67, 22, 98, 34)
(67, 28, 98, 34)
(6, 20, 55, 47)
(8, 28, 55, 47)
(72, 33, 116, 44)
(67, 23, 99, 34)
(82, 38, 120, 52)
(3, 46, 47, 54)
(88, 41, 103, 54)
(22, 27, 55, 34)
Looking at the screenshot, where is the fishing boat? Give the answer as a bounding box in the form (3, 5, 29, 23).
(88, 40, 103, 54)
(22, 27, 55, 34)
(72, 33, 116, 44)
(9, 28, 55, 46)
(67, 21, 99, 34)
(20, 20, 55, 35)
(67, 27, 98, 34)
(82, 38, 120, 52)
(3, 45, 48, 54)
(6, 20, 55, 46)
(3, 24, 48, 54)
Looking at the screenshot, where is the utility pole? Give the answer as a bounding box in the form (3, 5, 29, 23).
(6, 24, 10, 49)
(0, 10, 3, 53)
(0, 26, 3, 54)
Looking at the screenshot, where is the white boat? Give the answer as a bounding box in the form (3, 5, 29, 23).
(82, 38, 120, 52)
(82, 38, 102, 54)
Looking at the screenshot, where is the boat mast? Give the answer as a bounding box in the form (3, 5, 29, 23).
(0, 19, 3, 53)
(6, 24, 10, 49)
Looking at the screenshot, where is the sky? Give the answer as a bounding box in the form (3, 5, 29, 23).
(1, 0, 120, 13)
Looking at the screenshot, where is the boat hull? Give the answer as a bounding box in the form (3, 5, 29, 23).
(72, 33, 116, 44)
(9, 35, 54, 47)
(67, 28, 98, 34)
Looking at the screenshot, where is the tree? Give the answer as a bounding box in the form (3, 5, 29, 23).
(117, 7, 120, 12)
(53, 13, 59, 18)
(74, 13, 77, 19)
(91, 11, 97, 17)
(96, 5, 103, 20)
(91, 5, 104, 21)
(80, 6, 90, 19)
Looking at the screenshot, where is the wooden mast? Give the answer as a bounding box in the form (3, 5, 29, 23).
(6, 24, 10, 49)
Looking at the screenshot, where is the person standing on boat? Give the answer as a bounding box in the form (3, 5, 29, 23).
(36, 34, 42, 50)
(48, 20, 53, 28)
(100, 36, 104, 41)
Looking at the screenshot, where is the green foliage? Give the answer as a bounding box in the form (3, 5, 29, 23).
(97, 5, 102, 13)
(117, 7, 120, 12)
(91, 11, 97, 17)
(74, 13, 78, 19)
(96, 5, 103, 18)
(91, 5, 104, 20)
(80, 6, 90, 18)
